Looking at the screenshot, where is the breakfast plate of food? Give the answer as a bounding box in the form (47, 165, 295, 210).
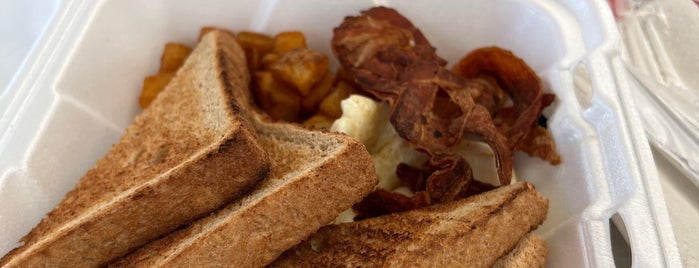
(0, 0, 680, 266)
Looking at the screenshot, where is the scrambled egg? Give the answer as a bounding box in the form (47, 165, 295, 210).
(330, 95, 428, 190)
(331, 95, 514, 223)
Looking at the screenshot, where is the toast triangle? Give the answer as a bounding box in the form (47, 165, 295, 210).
(110, 30, 379, 267)
(270, 181, 548, 267)
(494, 232, 548, 268)
(0, 30, 270, 267)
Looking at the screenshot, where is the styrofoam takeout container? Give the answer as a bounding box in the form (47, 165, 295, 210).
(0, 0, 681, 266)
(613, 0, 699, 190)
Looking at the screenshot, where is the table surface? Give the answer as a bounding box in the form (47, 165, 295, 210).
(654, 148, 699, 267)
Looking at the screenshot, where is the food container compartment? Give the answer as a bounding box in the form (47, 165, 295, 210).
(0, 0, 681, 266)
(0, 0, 59, 128)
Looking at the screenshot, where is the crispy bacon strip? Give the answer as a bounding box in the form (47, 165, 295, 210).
(352, 190, 430, 221)
(332, 6, 512, 181)
(452, 47, 545, 147)
(332, 7, 513, 217)
(352, 162, 496, 218)
(453, 47, 561, 164)
(334, 7, 561, 219)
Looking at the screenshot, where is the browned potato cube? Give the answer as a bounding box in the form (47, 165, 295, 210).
(270, 48, 329, 96)
(237, 31, 275, 71)
(301, 72, 334, 112)
(139, 72, 175, 108)
(260, 53, 280, 70)
(302, 114, 335, 129)
(246, 48, 264, 71)
(273, 31, 306, 54)
(318, 80, 352, 118)
(253, 71, 301, 122)
(159, 43, 192, 73)
(237, 31, 274, 55)
(265, 104, 300, 122)
(252, 71, 278, 110)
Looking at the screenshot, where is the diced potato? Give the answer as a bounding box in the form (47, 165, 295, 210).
(159, 43, 192, 73)
(237, 31, 275, 55)
(237, 31, 275, 72)
(252, 71, 278, 109)
(302, 72, 334, 112)
(266, 86, 302, 122)
(270, 48, 329, 96)
(253, 71, 301, 122)
(273, 31, 306, 54)
(139, 72, 175, 108)
(318, 80, 352, 118)
(246, 48, 264, 72)
(260, 53, 280, 70)
(302, 113, 335, 129)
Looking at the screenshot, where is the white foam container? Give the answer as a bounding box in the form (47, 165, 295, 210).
(0, 0, 682, 266)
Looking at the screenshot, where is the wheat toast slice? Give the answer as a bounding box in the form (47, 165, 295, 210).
(109, 30, 379, 267)
(0, 31, 270, 267)
(270, 181, 548, 268)
(494, 232, 548, 268)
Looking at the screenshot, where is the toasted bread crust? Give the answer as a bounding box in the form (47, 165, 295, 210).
(113, 131, 377, 267)
(493, 232, 548, 268)
(270, 182, 548, 268)
(110, 30, 379, 268)
(0, 29, 270, 267)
